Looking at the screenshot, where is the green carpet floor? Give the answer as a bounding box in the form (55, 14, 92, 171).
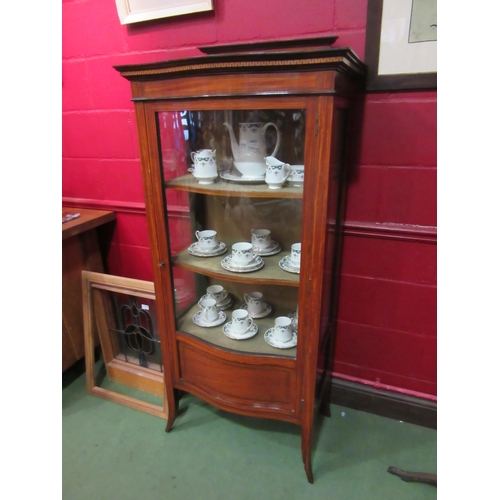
(62, 367, 437, 500)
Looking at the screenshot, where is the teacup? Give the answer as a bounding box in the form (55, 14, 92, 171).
(205, 284, 228, 305)
(195, 230, 218, 250)
(244, 291, 264, 315)
(265, 156, 290, 190)
(290, 243, 301, 267)
(230, 309, 254, 334)
(273, 316, 293, 343)
(289, 165, 305, 182)
(231, 242, 258, 265)
(251, 229, 272, 250)
(198, 298, 219, 323)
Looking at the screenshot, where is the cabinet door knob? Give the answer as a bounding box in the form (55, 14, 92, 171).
(158, 262, 166, 268)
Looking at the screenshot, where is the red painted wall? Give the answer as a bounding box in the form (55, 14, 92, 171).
(62, 0, 437, 399)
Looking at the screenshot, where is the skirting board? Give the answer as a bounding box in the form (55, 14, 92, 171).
(330, 378, 437, 429)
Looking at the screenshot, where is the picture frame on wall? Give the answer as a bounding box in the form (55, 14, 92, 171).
(115, 0, 214, 25)
(365, 0, 437, 90)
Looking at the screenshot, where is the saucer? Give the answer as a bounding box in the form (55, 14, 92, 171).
(240, 302, 272, 319)
(188, 241, 227, 257)
(222, 322, 259, 340)
(264, 328, 298, 349)
(221, 255, 264, 273)
(217, 296, 233, 311)
(219, 170, 266, 183)
(199, 294, 233, 311)
(192, 310, 227, 328)
(279, 254, 300, 274)
(254, 241, 281, 257)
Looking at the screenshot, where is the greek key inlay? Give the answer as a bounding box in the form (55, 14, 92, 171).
(120, 57, 345, 77)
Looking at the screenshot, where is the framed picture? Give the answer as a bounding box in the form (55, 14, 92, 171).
(115, 0, 214, 25)
(365, 0, 437, 90)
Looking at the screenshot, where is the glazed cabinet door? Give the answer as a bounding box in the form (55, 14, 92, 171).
(141, 98, 328, 421)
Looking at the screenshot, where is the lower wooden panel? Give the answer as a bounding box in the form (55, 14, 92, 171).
(176, 336, 298, 420)
(106, 359, 164, 397)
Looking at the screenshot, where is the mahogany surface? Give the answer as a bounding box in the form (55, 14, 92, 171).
(116, 41, 365, 483)
(62, 207, 115, 371)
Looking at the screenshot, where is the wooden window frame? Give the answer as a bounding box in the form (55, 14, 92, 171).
(82, 271, 168, 420)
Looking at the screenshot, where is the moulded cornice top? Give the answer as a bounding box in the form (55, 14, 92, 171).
(114, 37, 366, 82)
(197, 36, 340, 55)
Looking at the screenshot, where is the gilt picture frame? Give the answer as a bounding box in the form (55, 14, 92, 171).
(115, 0, 214, 25)
(365, 0, 437, 90)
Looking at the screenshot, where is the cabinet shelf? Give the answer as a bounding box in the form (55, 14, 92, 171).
(177, 304, 297, 358)
(173, 248, 300, 286)
(166, 174, 303, 199)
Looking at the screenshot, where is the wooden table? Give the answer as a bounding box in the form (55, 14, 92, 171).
(62, 207, 115, 371)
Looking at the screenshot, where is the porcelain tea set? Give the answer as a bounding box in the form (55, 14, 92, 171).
(278, 242, 301, 274)
(192, 283, 298, 348)
(188, 230, 227, 257)
(188, 120, 304, 188)
(188, 227, 300, 275)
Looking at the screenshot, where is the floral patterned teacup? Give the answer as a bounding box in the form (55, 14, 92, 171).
(231, 242, 258, 265)
(273, 316, 293, 343)
(289, 165, 305, 182)
(290, 242, 301, 267)
(251, 229, 272, 250)
(195, 230, 218, 249)
(205, 284, 228, 305)
(244, 291, 264, 315)
(230, 309, 255, 334)
(199, 298, 219, 323)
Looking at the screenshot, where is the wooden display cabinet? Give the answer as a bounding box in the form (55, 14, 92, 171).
(115, 38, 365, 483)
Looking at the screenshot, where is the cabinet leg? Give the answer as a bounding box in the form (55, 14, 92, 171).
(319, 377, 332, 417)
(319, 397, 331, 418)
(165, 387, 180, 433)
(301, 423, 314, 484)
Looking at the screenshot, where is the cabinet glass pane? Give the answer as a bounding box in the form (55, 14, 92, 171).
(157, 109, 305, 358)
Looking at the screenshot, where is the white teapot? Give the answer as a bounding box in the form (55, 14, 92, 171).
(223, 121, 281, 177)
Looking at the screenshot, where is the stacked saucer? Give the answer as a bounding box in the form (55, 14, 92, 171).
(254, 240, 281, 257)
(188, 241, 227, 257)
(278, 254, 300, 274)
(221, 255, 264, 273)
(199, 293, 233, 311)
